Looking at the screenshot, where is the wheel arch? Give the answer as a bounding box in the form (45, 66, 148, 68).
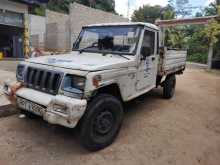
(92, 83, 123, 101)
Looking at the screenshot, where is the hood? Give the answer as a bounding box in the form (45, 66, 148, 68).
(26, 51, 136, 71)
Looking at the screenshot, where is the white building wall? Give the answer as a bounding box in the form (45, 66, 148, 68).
(29, 14, 46, 48)
(0, 0, 28, 14)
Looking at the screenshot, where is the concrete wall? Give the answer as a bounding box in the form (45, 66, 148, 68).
(44, 3, 128, 51)
(69, 3, 129, 47)
(29, 14, 46, 48)
(45, 10, 70, 51)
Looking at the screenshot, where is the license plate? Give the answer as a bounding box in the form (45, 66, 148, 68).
(17, 97, 45, 116)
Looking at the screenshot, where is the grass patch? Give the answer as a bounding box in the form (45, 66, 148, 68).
(187, 53, 208, 64)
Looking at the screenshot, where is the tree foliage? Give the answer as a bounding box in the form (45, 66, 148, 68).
(131, 5, 163, 23)
(185, 25, 209, 63)
(162, 6, 175, 20)
(175, 0, 192, 17)
(167, 0, 192, 17)
(204, 3, 218, 16)
(31, 5, 46, 16)
(131, 1, 220, 63)
(47, 0, 74, 13)
(32, 0, 116, 15)
(202, 20, 220, 46)
(165, 27, 187, 49)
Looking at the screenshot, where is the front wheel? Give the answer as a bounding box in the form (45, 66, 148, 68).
(79, 94, 124, 151)
(163, 74, 176, 99)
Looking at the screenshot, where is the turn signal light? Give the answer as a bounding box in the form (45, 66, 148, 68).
(92, 75, 102, 88)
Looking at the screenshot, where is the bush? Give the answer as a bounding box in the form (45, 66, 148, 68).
(187, 53, 208, 64)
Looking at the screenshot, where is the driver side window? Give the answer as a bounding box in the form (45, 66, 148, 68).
(141, 30, 155, 57)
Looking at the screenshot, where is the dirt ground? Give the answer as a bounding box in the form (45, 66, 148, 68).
(0, 70, 16, 108)
(0, 68, 220, 165)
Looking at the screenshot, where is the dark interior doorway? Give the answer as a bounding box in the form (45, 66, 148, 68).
(0, 24, 24, 58)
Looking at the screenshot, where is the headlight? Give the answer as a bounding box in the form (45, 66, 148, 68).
(62, 74, 85, 94)
(16, 64, 25, 82)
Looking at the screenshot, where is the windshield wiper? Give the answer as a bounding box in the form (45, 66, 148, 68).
(79, 47, 90, 53)
(113, 53, 130, 60)
(79, 42, 98, 53)
(79, 45, 130, 60)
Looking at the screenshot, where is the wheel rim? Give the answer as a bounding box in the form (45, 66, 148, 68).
(93, 110, 114, 135)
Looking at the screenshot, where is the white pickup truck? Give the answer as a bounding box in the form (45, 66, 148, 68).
(3, 22, 186, 151)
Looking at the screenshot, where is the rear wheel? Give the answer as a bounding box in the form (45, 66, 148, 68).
(79, 94, 124, 151)
(163, 74, 176, 99)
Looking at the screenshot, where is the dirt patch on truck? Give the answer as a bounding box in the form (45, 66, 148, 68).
(0, 68, 220, 165)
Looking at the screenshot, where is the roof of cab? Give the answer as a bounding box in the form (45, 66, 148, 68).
(84, 22, 160, 31)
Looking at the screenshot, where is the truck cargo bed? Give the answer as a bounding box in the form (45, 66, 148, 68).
(158, 48, 187, 76)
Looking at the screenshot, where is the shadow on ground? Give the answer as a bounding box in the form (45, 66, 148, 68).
(3, 88, 164, 155)
(0, 104, 18, 117)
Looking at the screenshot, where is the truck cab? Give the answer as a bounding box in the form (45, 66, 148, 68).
(3, 22, 186, 151)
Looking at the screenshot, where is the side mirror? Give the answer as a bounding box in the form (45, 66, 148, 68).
(141, 47, 151, 60)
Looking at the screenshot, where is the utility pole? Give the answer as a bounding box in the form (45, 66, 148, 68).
(127, 0, 130, 18)
(217, 0, 220, 15)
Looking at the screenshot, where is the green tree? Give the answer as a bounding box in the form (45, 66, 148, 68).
(202, 20, 220, 68)
(79, 0, 115, 12)
(185, 25, 208, 64)
(204, 3, 218, 16)
(203, 20, 220, 49)
(161, 5, 176, 19)
(47, 0, 74, 13)
(195, 12, 203, 17)
(32, 0, 116, 15)
(165, 27, 187, 49)
(94, 0, 115, 12)
(29, 4, 46, 16)
(131, 5, 163, 23)
(167, 0, 192, 17)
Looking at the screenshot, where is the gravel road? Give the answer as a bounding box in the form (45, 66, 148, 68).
(0, 68, 219, 165)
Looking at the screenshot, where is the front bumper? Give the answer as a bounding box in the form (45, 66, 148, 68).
(3, 83, 87, 128)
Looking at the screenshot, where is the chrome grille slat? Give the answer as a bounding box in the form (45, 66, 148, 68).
(49, 73, 55, 93)
(34, 70, 41, 88)
(25, 67, 62, 95)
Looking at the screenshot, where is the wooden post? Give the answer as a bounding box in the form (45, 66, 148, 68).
(159, 27, 165, 46)
(207, 44, 213, 69)
(24, 14, 30, 58)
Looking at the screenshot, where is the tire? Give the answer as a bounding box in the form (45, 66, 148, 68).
(163, 74, 176, 99)
(79, 94, 124, 151)
(20, 109, 39, 119)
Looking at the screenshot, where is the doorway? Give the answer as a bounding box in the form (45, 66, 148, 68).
(0, 24, 24, 58)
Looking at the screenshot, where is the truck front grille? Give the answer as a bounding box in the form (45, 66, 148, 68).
(24, 67, 63, 95)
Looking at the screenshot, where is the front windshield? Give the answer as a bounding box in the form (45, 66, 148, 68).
(73, 25, 141, 55)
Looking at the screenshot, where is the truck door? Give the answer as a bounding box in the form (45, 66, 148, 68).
(136, 28, 158, 91)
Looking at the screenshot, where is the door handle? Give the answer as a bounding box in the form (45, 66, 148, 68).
(152, 57, 155, 61)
